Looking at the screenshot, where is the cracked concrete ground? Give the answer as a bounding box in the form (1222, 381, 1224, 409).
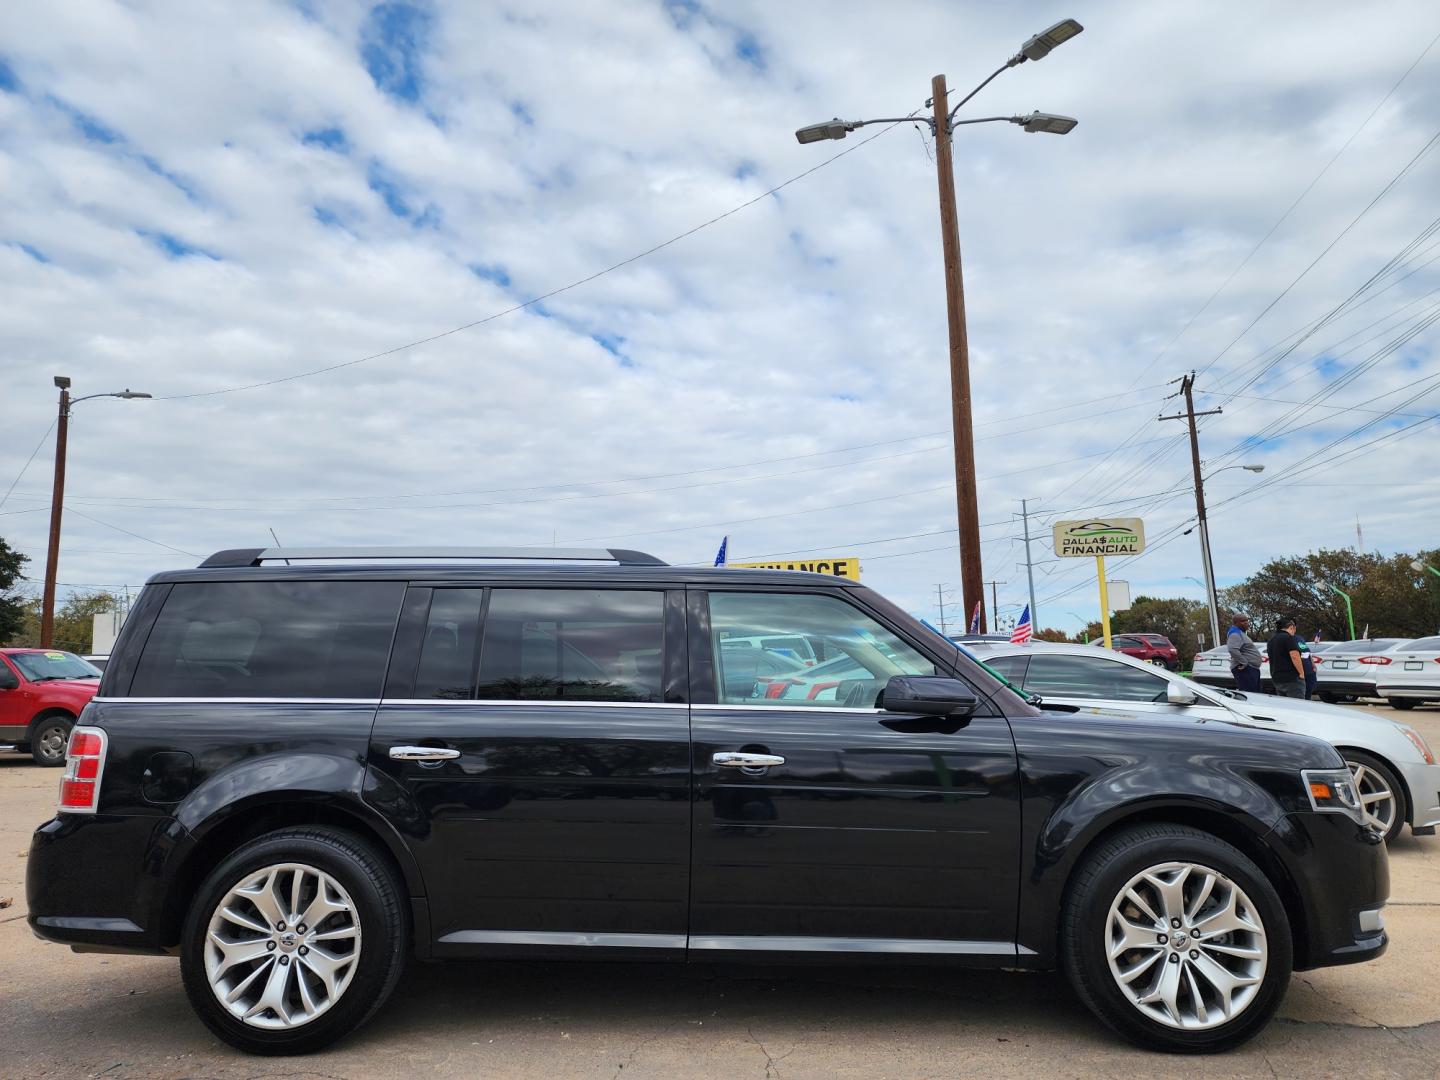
(2, 704, 1437, 1079)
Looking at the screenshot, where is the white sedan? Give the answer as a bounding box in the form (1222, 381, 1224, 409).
(967, 640, 1440, 844)
(1375, 634, 1440, 709)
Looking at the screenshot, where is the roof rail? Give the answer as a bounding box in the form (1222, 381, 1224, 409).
(198, 546, 667, 569)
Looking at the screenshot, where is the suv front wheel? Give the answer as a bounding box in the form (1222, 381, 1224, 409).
(1062, 823, 1292, 1053)
(180, 827, 407, 1055)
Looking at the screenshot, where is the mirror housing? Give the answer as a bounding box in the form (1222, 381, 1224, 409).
(881, 675, 980, 717)
(0, 668, 18, 691)
(1166, 681, 1199, 706)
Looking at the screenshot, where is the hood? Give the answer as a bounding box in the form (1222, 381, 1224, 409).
(39, 678, 102, 695)
(1209, 687, 1403, 732)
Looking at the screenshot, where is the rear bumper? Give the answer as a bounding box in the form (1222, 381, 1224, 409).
(1315, 678, 1379, 697)
(26, 813, 183, 955)
(1376, 682, 1438, 700)
(1265, 811, 1388, 970)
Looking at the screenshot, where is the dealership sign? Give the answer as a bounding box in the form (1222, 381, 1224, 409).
(728, 557, 861, 580)
(1052, 518, 1146, 558)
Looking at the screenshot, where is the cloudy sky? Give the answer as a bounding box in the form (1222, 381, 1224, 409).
(1, 1, 1438, 642)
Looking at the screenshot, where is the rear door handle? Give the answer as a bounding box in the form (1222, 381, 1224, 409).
(389, 745, 461, 762)
(713, 751, 785, 769)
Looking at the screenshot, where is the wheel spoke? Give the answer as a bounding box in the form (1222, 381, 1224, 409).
(298, 880, 348, 931)
(1123, 887, 1163, 928)
(1182, 961, 1210, 1026)
(1190, 950, 1259, 1020)
(1116, 949, 1164, 985)
(294, 959, 320, 1017)
(1360, 789, 1391, 806)
(1194, 888, 1258, 938)
(1111, 916, 1166, 959)
(243, 953, 294, 1023)
(299, 946, 346, 998)
(208, 932, 272, 977)
(224, 956, 273, 1004)
(289, 868, 306, 923)
(1140, 958, 1183, 1024)
(219, 905, 271, 936)
(311, 925, 359, 943)
(1144, 866, 1191, 924)
(1185, 871, 1216, 922)
(238, 870, 286, 929)
(1199, 939, 1263, 961)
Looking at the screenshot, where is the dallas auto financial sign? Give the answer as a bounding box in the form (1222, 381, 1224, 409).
(1051, 518, 1147, 558)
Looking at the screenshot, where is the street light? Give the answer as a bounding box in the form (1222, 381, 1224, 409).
(1183, 463, 1265, 651)
(1412, 558, 1440, 582)
(794, 18, 1082, 632)
(40, 377, 152, 646)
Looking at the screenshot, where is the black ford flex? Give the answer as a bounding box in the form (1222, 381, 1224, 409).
(27, 548, 1388, 1055)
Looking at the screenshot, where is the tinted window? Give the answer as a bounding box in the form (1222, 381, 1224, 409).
(982, 654, 1029, 682)
(414, 589, 484, 699)
(709, 592, 934, 707)
(475, 589, 664, 702)
(1023, 654, 1168, 703)
(130, 581, 404, 698)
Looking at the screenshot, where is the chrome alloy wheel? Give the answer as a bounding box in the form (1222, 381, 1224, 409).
(1345, 759, 1396, 835)
(204, 862, 362, 1029)
(1105, 861, 1267, 1030)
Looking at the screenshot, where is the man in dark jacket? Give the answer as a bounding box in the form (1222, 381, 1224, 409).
(1266, 617, 1307, 699)
(1227, 614, 1263, 692)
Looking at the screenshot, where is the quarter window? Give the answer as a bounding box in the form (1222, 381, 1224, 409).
(413, 590, 484, 699)
(474, 589, 664, 702)
(708, 592, 934, 707)
(1022, 654, 1168, 703)
(129, 581, 404, 698)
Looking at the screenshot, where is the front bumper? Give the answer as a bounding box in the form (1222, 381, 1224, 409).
(1395, 759, 1440, 830)
(1265, 810, 1389, 970)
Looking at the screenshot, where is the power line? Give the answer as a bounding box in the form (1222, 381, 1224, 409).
(0, 419, 55, 511)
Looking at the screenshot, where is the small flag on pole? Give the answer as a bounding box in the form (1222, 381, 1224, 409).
(1312, 630, 1321, 643)
(968, 601, 982, 635)
(713, 536, 728, 567)
(1010, 605, 1033, 645)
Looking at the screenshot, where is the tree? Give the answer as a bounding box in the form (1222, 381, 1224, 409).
(1221, 548, 1440, 641)
(1110, 596, 1212, 653)
(1034, 627, 1071, 643)
(0, 537, 29, 645)
(12, 591, 123, 653)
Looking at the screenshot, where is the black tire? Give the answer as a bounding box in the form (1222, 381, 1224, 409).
(1062, 823, 1292, 1053)
(29, 713, 73, 767)
(180, 827, 407, 1055)
(1385, 699, 1417, 711)
(1341, 750, 1408, 845)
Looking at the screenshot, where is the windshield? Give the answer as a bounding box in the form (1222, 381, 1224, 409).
(8, 651, 102, 681)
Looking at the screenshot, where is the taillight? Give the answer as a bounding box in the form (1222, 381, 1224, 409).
(1193, 653, 1204, 663)
(763, 681, 790, 699)
(1357, 656, 1392, 665)
(58, 726, 107, 814)
(1312, 656, 1324, 666)
(806, 680, 841, 700)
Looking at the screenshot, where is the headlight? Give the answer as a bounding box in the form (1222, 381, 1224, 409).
(1302, 767, 1365, 825)
(1398, 724, 1436, 766)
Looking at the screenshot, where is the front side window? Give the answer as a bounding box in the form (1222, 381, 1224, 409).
(130, 581, 404, 698)
(475, 589, 664, 702)
(1023, 654, 1168, 703)
(708, 592, 934, 707)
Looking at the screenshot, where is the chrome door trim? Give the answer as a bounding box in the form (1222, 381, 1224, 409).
(379, 699, 685, 709)
(688, 935, 1019, 955)
(437, 930, 686, 949)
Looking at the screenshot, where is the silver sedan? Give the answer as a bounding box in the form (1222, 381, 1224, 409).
(1375, 635, 1440, 709)
(967, 640, 1440, 844)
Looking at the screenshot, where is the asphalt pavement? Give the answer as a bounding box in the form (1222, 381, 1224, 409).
(1, 703, 1436, 1079)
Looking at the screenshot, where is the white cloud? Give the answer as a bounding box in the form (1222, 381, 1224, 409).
(1, 0, 1437, 639)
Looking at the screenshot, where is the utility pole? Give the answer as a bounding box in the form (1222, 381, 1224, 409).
(1019, 498, 1039, 630)
(931, 74, 986, 634)
(934, 584, 952, 635)
(40, 376, 72, 648)
(1160, 373, 1224, 651)
(984, 580, 1003, 630)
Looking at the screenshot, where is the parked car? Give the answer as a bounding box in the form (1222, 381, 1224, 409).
(29, 546, 1389, 1055)
(0, 648, 103, 765)
(1107, 633, 1180, 670)
(1313, 639, 1413, 702)
(969, 640, 1439, 844)
(1374, 635, 1440, 709)
(81, 654, 110, 672)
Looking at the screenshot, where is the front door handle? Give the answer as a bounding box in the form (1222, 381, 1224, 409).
(713, 751, 785, 769)
(389, 745, 461, 762)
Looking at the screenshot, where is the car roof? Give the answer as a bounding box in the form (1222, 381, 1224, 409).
(967, 639, 1167, 672)
(146, 563, 866, 588)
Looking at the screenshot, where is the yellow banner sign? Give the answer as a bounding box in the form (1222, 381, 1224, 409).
(727, 557, 861, 580)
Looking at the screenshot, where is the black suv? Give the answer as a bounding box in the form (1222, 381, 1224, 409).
(28, 547, 1388, 1055)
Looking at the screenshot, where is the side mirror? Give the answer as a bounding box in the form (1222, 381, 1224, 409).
(0, 669, 18, 691)
(1166, 681, 1199, 706)
(880, 675, 979, 717)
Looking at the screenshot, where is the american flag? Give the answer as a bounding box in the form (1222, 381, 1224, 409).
(968, 601, 982, 634)
(1010, 604, 1033, 645)
(713, 536, 728, 567)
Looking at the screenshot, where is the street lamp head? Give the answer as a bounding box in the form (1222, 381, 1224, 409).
(1242, 464, 1265, 473)
(1014, 112, 1078, 135)
(116, 389, 152, 399)
(1018, 18, 1084, 62)
(795, 119, 854, 144)
(54, 375, 72, 390)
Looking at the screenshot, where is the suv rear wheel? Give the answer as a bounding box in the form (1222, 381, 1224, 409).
(1062, 823, 1291, 1053)
(180, 826, 407, 1055)
(30, 713, 74, 767)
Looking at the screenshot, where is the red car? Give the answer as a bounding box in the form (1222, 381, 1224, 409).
(0, 648, 102, 766)
(1107, 633, 1181, 670)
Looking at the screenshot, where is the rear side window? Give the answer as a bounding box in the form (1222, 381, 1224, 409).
(413, 589, 484, 699)
(129, 581, 404, 698)
(475, 589, 664, 702)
